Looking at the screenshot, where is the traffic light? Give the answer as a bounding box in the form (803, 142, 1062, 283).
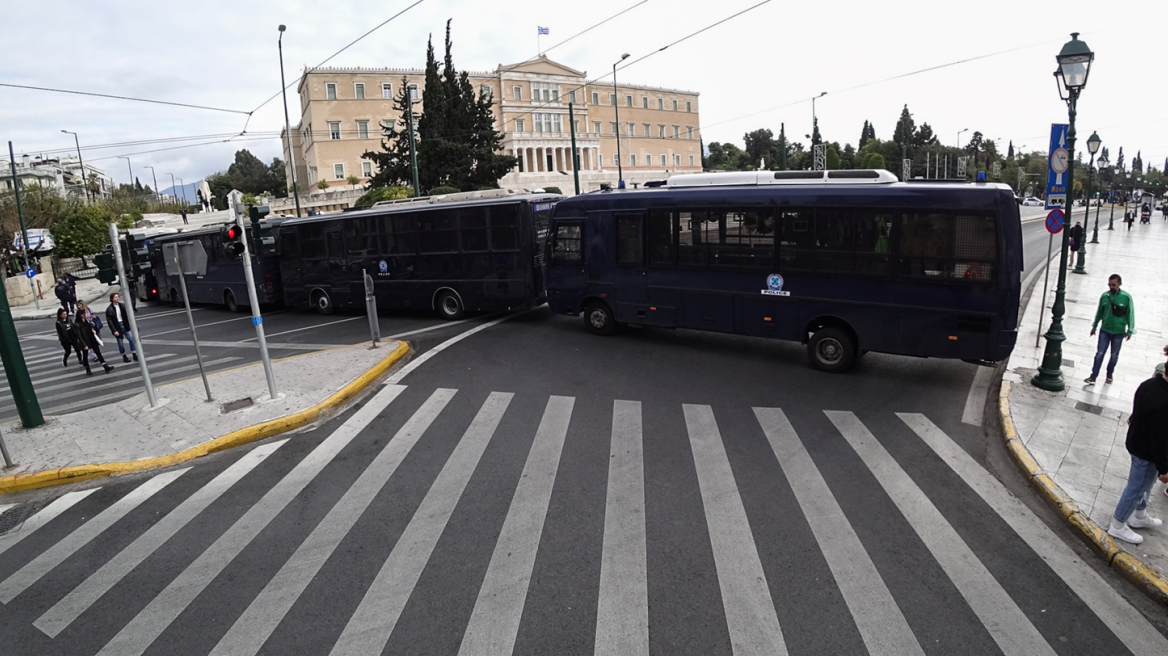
(221, 223, 246, 258)
(95, 249, 117, 285)
(126, 232, 151, 275)
(248, 205, 277, 256)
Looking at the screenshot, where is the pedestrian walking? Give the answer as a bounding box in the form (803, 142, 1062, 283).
(1108, 353, 1168, 544)
(73, 309, 113, 375)
(181, 208, 188, 225)
(105, 292, 138, 363)
(54, 274, 77, 314)
(1125, 209, 1135, 231)
(55, 309, 86, 368)
(1069, 221, 1083, 266)
(1086, 273, 1135, 384)
(76, 300, 103, 338)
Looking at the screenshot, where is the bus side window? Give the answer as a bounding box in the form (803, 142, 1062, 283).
(647, 209, 674, 265)
(898, 211, 997, 282)
(854, 210, 895, 276)
(815, 209, 855, 274)
(461, 209, 488, 252)
(677, 210, 708, 266)
(616, 214, 644, 267)
(490, 204, 520, 251)
(551, 222, 582, 263)
(778, 209, 814, 271)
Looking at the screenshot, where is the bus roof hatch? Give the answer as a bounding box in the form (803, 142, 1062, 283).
(667, 169, 899, 188)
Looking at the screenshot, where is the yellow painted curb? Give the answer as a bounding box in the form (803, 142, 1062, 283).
(1113, 553, 1168, 605)
(0, 341, 410, 496)
(1065, 511, 1123, 562)
(1004, 437, 1044, 478)
(1031, 474, 1083, 518)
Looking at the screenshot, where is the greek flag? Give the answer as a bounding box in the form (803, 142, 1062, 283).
(537, 26, 550, 35)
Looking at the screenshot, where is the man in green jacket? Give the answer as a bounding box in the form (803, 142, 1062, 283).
(1086, 273, 1135, 384)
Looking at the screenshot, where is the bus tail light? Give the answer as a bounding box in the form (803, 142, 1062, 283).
(949, 336, 958, 341)
(764, 317, 772, 322)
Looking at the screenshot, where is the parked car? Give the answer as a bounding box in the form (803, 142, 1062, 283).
(1021, 197, 1043, 206)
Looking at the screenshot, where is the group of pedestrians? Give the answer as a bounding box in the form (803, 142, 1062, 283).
(53, 292, 138, 377)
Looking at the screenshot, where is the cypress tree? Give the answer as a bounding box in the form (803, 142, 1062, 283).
(362, 76, 417, 188)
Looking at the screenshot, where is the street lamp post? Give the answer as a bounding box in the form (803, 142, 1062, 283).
(278, 25, 303, 217)
(811, 91, 827, 137)
(117, 156, 133, 190)
(1033, 32, 1094, 393)
(956, 128, 968, 177)
(144, 165, 159, 208)
(1106, 164, 1116, 229)
(177, 178, 187, 206)
(60, 130, 90, 203)
(168, 173, 178, 207)
(1090, 139, 1104, 243)
(612, 53, 630, 188)
(1072, 131, 1100, 274)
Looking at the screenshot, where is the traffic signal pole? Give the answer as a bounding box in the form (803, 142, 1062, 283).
(109, 223, 158, 407)
(229, 191, 278, 400)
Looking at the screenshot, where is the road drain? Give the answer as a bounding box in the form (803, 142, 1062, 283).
(221, 397, 254, 414)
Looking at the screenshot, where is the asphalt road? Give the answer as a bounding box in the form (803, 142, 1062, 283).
(4, 207, 1165, 655)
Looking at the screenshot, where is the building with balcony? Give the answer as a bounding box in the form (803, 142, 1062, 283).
(283, 56, 701, 196)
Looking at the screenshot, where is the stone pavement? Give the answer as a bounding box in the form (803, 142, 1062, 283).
(0, 340, 407, 494)
(1004, 209, 1168, 578)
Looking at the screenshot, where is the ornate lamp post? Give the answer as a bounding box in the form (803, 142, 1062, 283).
(1072, 130, 1100, 273)
(1095, 152, 1108, 235)
(1033, 32, 1094, 393)
(612, 53, 630, 188)
(1105, 162, 1116, 229)
(1089, 135, 1103, 243)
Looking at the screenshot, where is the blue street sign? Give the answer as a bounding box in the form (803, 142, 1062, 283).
(1045, 209, 1065, 234)
(1045, 123, 1070, 210)
(253, 316, 263, 325)
(25, 268, 36, 278)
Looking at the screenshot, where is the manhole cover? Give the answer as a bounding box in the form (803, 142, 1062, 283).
(221, 397, 254, 414)
(1062, 359, 1075, 368)
(1075, 401, 1104, 416)
(0, 504, 31, 537)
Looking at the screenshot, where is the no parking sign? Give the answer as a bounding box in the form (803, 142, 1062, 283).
(1045, 209, 1065, 234)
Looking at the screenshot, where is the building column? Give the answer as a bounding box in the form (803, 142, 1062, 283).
(526, 148, 534, 174)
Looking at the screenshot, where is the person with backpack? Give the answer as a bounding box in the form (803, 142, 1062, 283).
(73, 308, 113, 375)
(77, 300, 103, 338)
(55, 309, 86, 368)
(1086, 273, 1135, 385)
(55, 274, 77, 314)
(105, 292, 138, 363)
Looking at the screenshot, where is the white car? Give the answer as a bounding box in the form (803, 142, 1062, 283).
(1021, 197, 1043, 206)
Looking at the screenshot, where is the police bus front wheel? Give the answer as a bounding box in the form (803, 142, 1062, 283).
(807, 326, 855, 373)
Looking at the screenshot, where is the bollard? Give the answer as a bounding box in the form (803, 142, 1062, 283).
(364, 269, 380, 348)
(0, 424, 13, 468)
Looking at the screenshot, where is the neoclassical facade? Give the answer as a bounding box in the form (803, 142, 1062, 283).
(283, 56, 701, 195)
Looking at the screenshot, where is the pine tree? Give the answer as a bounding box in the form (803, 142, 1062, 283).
(1007, 141, 1014, 159)
(363, 76, 418, 188)
(778, 123, 788, 171)
(892, 105, 915, 147)
(810, 117, 822, 147)
(417, 35, 450, 192)
(864, 121, 876, 145)
(859, 121, 870, 150)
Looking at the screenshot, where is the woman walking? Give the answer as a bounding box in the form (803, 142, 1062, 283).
(77, 300, 104, 339)
(73, 308, 114, 375)
(55, 309, 85, 368)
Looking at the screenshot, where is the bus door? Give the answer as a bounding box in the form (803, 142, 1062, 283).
(547, 218, 585, 309)
(325, 228, 348, 304)
(613, 213, 652, 324)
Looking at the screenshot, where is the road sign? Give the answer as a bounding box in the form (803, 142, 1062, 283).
(1046, 123, 1070, 210)
(24, 268, 35, 278)
(162, 241, 208, 276)
(1045, 209, 1065, 234)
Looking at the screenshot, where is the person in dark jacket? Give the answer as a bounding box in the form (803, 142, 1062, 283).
(1108, 363, 1168, 544)
(105, 292, 138, 363)
(73, 309, 113, 375)
(55, 274, 77, 314)
(55, 309, 85, 368)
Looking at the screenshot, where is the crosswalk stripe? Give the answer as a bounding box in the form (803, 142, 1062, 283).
(0, 504, 14, 516)
(458, 395, 575, 656)
(0, 469, 187, 604)
(23, 358, 242, 412)
(826, 411, 1057, 656)
(330, 391, 513, 656)
(35, 440, 288, 638)
(208, 388, 456, 656)
(0, 354, 182, 394)
(0, 489, 99, 559)
(594, 400, 649, 656)
(94, 383, 408, 656)
(897, 413, 1168, 654)
(685, 405, 787, 656)
(754, 408, 922, 656)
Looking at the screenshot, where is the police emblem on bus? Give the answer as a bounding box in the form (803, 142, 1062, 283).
(762, 273, 790, 296)
(379, 260, 388, 273)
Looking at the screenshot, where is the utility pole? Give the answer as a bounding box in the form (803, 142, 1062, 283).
(229, 191, 278, 399)
(406, 86, 420, 197)
(8, 142, 39, 310)
(109, 223, 159, 407)
(569, 102, 580, 195)
(278, 25, 303, 217)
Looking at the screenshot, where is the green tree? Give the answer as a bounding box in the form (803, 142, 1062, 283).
(227, 149, 283, 196)
(892, 105, 915, 150)
(429, 185, 460, 195)
(777, 123, 789, 170)
(859, 121, 871, 150)
(353, 185, 414, 208)
(316, 179, 330, 191)
(861, 152, 886, 169)
(51, 204, 113, 259)
(346, 175, 362, 187)
(809, 117, 822, 147)
(269, 158, 288, 198)
(206, 173, 233, 210)
(913, 123, 938, 148)
(841, 143, 856, 169)
(826, 146, 840, 170)
(743, 129, 779, 169)
(705, 142, 748, 170)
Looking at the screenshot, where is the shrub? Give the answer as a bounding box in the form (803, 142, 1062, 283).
(353, 186, 415, 209)
(542, 186, 562, 194)
(51, 204, 115, 259)
(428, 186, 461, 196)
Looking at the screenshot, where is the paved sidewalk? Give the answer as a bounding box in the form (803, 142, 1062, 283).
(0, 340, 407, 494)
(10, 277, 121, 322)
(1004, 211, 1168, 586)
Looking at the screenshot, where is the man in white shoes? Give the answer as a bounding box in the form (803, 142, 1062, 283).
(1108, 360, 1168, 544)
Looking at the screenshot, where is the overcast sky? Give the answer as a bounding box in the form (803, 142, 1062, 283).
(3, 0, 1163, 192)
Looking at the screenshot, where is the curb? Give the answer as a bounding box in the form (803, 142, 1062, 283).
(0, 340, 410, 496)
(999, 380, 1168, 606)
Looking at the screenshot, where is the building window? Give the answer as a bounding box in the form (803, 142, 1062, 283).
(626, 95, 633, 107)
(614, 154, 620, 166)
(643, 123, 651, 137)
(357, 121, 369, 139)
(661, 154, 667, 166)
(673, 125, 680, 139)
(362, 161, 372, 177)
(686, 100, 692, 112)
(687, 126, 694, 140)
(333, 163, 344, 179)
(657, 97, 663, 110)
(552, 87, 559, 101)
(407, 83, 418, 100)
(609, 93, 616, 106)
(610, 122, 618, 135)
(515, 118, 525, 132)
(592, 91, 599, 105)
(354, 83, 365, 100)
(326, 83, 337, 100)
(593, 121, 601, 134)
(382, 82, 393, 99)
(513, 85, 522, 101)
(630, 154, 637, 166)
(642, 96, 648, 109)
(674, 154, 681, 166)
(573, 120, 580, 133)
(570, 90, 577, 103)
(480, 84, 492, 100)
(672, 99, 678, 111)
(689, 155, 695, 166)
(328, 122, 341, 140)
(658, 125, 665, 138)
(627, 123, 635, 137)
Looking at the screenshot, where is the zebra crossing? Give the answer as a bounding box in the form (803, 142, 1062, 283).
(0, 383, 1165, 656)
(0, 343, 244, 422)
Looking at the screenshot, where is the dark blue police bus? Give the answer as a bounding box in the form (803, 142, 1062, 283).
(275, 189, 561, 319)
(545, 170, 1022, 372)
(149, 225, 284, 311)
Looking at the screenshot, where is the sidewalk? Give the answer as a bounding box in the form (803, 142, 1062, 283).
(1002, 212, 1168, 601)
(9, 277, 120, 322)
(0, 340, 408, 495)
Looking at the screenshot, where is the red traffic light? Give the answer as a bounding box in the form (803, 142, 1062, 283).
(226, 226, 240, 240)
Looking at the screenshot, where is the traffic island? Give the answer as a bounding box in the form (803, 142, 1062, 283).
(0, 341, 409, 495)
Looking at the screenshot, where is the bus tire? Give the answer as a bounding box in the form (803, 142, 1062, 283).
(312, 289, 334, 315)
(808, 327, 855, 373)
(436, 290, 465, 320)
(583, 301, 616, 336)
(224, 289, 240, 313)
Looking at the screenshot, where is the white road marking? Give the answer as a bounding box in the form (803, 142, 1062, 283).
(385, 313, 521, 385)
(0, 490, 99, 558)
